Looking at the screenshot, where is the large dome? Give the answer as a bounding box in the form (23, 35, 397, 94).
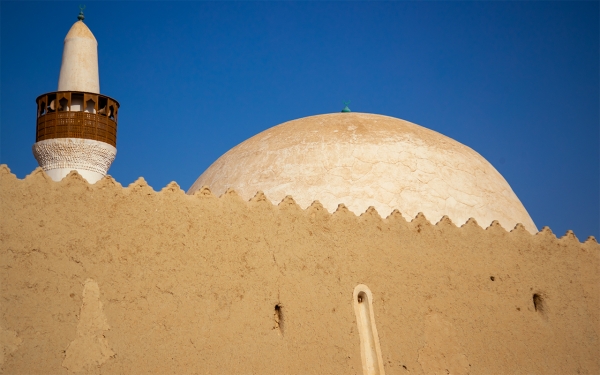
(188, 113, 537, 233)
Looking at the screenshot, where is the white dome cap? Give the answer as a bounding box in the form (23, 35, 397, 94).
(188, 113, 537, 233)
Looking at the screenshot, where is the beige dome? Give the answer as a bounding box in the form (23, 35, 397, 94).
(188, 113, 537, 233)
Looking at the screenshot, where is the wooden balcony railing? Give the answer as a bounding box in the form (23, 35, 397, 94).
(35, 91, 119, 147)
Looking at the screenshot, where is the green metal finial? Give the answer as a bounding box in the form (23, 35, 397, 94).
(78, 5, 86, 21)
(341, 101, 351, 113)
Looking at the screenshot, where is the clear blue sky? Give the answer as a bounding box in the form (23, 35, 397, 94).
(1, 1, 598, 238)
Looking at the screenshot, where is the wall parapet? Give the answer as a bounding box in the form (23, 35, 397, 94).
(1, 165, 596, 244)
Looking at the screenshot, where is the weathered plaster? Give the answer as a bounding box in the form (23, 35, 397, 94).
(62, 279, 114, 373)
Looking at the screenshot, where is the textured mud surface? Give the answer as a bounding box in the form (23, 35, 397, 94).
(1, 166, 598, 374)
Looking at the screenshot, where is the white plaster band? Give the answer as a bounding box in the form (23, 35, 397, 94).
(353, 284, 385, 375)
(32, 138, 116, 179)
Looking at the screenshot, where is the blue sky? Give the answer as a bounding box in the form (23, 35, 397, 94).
(1, 1, 598, 238)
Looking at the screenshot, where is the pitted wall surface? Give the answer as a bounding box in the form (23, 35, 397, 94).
(1, 165, 598, 374)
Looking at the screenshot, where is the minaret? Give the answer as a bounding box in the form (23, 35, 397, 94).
(33, 9, 119, 184)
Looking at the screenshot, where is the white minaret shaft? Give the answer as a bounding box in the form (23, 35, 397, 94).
(58, 21, 100, 93)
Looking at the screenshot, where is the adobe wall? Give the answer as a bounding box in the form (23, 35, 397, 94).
(1, 165, 598, 375)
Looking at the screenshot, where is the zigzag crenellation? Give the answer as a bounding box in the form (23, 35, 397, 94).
(250, 191, 269, 203)
(95, 175, 122, 190)
(1, 167, 595, 245)
(560, 230, 580, 243)
(160, 181, 185, 195)
(359, 206, 383, 223)
(535, 226, 556, 239)
(24, 167, 53, 184)
(278, 195, 301, 211)
(0, 164, 14, 176)
(60, 170, 90, 187)
(192, 185, 215, 198)
(331, 203, 356, 220)
(461, 217, 482, 229)
(385, 209, 408, 223)
(485, 220, 508, 234)
(435, 215, 455, 228)
(411, 212, 430, 224)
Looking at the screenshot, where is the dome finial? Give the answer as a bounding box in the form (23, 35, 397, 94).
(78, 5, 86, 21)
(341, 101, 351, 113)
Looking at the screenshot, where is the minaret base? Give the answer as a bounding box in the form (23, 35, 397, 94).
(44, 168, 105, 184)
(32, 138, 116, 184)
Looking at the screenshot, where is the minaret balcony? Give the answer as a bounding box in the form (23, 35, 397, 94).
(36, 91, 120, 147)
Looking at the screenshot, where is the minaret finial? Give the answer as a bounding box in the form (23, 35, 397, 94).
(78, 5, 85, 21)
(341, 101, 351, 113)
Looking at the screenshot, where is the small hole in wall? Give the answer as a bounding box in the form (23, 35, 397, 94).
(274, 304, 284, 334)
(533, 293, 545, 313)
(490, 276, 495, 281)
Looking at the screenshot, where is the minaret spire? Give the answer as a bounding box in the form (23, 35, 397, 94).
(57, 10, 99, 93)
